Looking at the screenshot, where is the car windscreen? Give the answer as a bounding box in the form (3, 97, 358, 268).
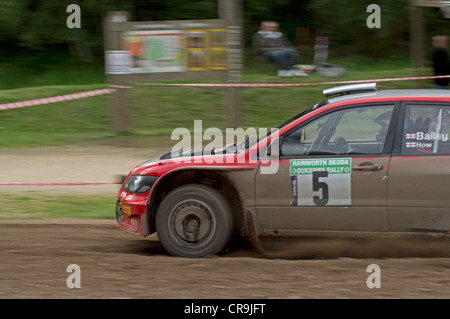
(276, 100, 329, 129)
(237, 100, 328, 153)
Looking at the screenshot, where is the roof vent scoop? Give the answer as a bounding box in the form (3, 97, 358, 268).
(323, 83, 377, 97)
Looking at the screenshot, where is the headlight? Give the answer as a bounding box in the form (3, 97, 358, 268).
(123, 175, 158, 194)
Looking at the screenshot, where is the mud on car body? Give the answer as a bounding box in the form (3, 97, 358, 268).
(116, 83, 450, 257)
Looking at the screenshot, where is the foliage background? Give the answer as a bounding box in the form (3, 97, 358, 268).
(0, 0, 448, 66)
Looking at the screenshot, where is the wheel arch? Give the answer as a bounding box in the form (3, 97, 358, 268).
(147, 168, 248, 236)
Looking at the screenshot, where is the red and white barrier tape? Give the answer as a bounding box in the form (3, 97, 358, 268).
(1, 75, 448, 112)
(133, 75, 450, 87)
(110, 85, 133, 89)
(0, 182, 121, 186)
(0, 88, 116, 111)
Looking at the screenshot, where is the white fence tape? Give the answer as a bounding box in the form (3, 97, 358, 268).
(1, 75, 449, 112)
(132, 75, 450, 87)
(0, 89, 116, 111)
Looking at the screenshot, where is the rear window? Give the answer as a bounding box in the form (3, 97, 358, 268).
(401, 104, 450, 155)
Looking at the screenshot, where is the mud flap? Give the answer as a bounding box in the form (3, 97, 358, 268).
(241, 209, 265, 255)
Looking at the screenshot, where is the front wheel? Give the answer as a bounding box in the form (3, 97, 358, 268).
(155, 184, 234, 257)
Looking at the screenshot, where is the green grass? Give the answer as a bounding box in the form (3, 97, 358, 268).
(0, 60, 435, 149)
(0, 84, 115, 148)
(0, 194, 116, 220)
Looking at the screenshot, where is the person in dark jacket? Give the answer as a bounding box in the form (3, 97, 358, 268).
(431, 35, 450, 89)
(252, 21, 308, 77)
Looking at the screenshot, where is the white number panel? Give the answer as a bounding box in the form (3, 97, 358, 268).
(290, 158, 352, 206)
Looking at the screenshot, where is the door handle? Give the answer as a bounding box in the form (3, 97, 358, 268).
(352, 164, 383, 171)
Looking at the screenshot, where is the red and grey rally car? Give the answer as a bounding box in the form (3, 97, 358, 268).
(116, 83, 450, 257)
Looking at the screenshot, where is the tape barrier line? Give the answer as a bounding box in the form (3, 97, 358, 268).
(0, 88, 116, 111)
(1, 75, 448, 111)
(132, 75, 450, 87)
(0, 182, 121, 186)
(110, 85, 133, 89)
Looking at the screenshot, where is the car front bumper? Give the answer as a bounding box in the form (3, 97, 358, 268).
(115, 192, 149, 237)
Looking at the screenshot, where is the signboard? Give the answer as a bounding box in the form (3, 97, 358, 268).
(104, 1, 243, 131)
(104, 18, 230, 77)
(122, 30, 185, 73)
(208, 29, 228, 70)
(105, 50, 132, 74)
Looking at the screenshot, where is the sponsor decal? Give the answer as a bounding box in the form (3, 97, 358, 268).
(405, 131, 448, 149)
(406, 132, 448, 142)
(290, 158, 352, 206)
(122, 205, 132, 215)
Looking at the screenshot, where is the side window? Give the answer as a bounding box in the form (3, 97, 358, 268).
(281, 105, 394, 157)
(401, 105, 450, 155)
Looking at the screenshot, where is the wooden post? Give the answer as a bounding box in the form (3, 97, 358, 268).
(219, 0, 243, 128)
(104, 11, 130, 132)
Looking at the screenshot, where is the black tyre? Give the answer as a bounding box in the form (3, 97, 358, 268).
(155, 184, 234, 257)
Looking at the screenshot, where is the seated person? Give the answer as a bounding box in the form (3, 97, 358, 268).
(252, 21, 308, 77)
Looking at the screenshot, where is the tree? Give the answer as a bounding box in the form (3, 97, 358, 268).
(307, 0, 411, 58)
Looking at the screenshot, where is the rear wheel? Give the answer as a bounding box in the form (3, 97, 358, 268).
(155, 184, 234, 257)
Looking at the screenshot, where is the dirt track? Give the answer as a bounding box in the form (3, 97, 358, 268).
(1, 145, 450, 299)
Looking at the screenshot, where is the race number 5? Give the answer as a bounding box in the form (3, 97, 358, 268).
(290, 158, 351, 206)
(312, 171, 329, 206)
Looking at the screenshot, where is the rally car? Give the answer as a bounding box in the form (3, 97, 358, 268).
(115, 83, 450, 257)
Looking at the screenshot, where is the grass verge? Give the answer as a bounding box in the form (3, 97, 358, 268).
(0, 194, 116, 220)
(0, 64, 434, 149)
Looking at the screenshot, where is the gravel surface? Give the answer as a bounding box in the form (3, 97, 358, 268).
(1, 145, 450, 299)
